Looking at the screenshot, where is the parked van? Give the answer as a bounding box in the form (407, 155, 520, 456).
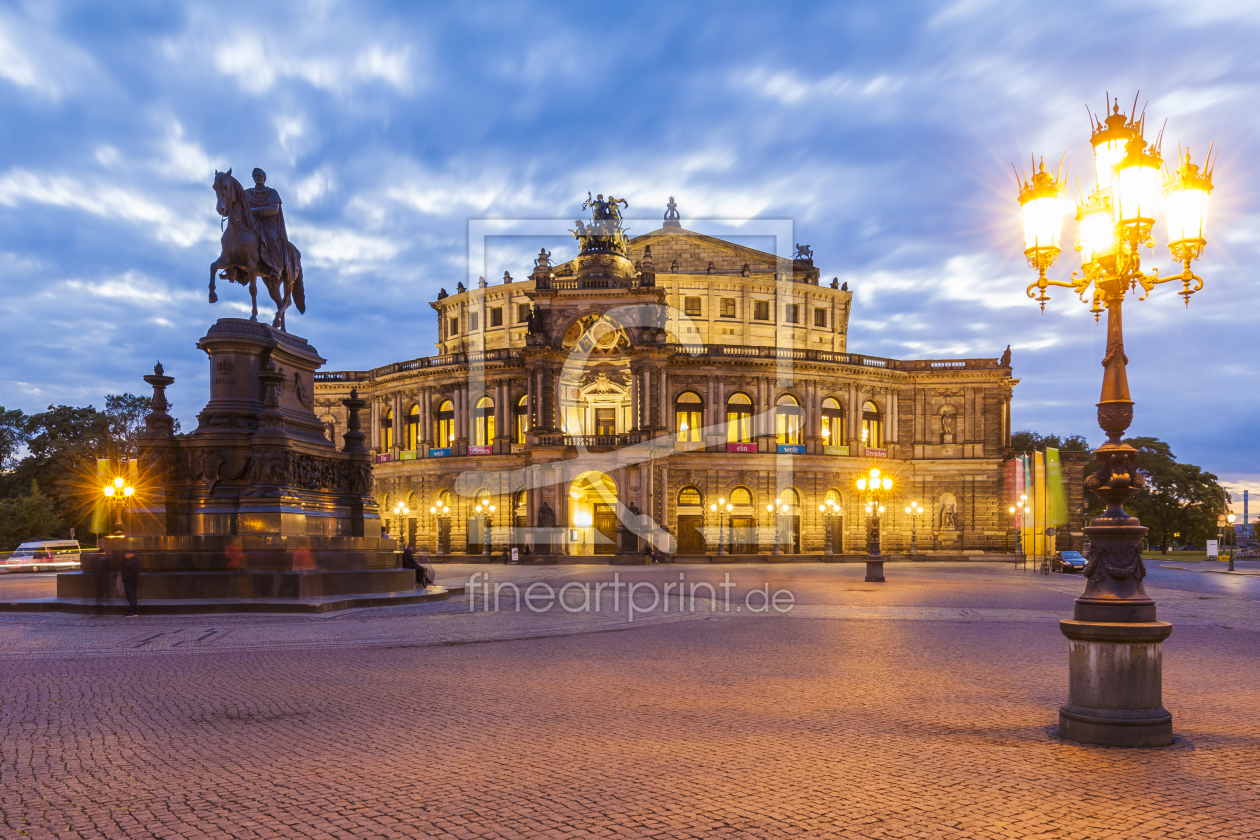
(4, 540, 82, 572)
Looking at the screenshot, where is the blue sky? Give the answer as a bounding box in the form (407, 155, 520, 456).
(1, 0, 1257, 506)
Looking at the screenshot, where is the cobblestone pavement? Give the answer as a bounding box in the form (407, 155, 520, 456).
(1, 563, 1257, 839)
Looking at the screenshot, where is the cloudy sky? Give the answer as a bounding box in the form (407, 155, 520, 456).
(1, 0, 1257, 508)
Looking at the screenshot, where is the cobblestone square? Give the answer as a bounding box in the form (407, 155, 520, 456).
(1, 562, 1257, 839)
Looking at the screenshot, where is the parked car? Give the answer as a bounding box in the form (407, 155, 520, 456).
(3, 540, 82, 573)
(1055, 550, 1087, 573)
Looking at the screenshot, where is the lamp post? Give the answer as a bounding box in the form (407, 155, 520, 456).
(1227, 512, 1237, 571)
(856, 467, 892, 582)
(474, 500, 496, 557)
(392, 501, 409, 544)
(574, 509, 593, 555)
(101, 476, 135, 536)
(1015, 94, 1216, 747)
(429, 502, 450, 556)
(905, 501, 924, 556)
(1009, 494, 1029, 566)
(709, 498, 732, 555)
(766, 497, 788, 555)
(819, 498, 841, 556)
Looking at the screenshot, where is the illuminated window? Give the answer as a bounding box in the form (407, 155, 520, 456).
(814, 307, 827, 328)
(775, 394, 803, 445)
(434, 400, 454, 448)
(473, 396, 495, 446)
(778, 488, 799, 507)
(514, 395, 529, 444)
(381, 408, 394, 450)
(675, 391, 703, 442)
(825, 488, 842, 506)
(678, 486, 703, 507)
(491, 307, 503, 327)
(720, 298, 736, 318)
(753, 300, 770, 320)
(821, 397, 844, 445)
(405, 404, 420, 450)
(862, 400, 883, 448)
(730, 486, 753, 506)
(726, 393, 753, 443)
(684, 297, 702, 317)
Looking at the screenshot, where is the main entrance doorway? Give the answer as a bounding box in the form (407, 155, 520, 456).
(569, 471, 619, 556)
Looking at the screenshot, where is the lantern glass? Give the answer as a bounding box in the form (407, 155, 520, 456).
(1165, 171, 1210, 247)
(1111, 144, 1162, 226)
(856, 478, 866, 491)
(1021, 193, 1066, 251)
(1077, 194, 1115, 265)
(1093, 137, 1128, 188)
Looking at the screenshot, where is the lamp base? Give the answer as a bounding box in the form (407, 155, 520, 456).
(1059, 619, 1173, 747)
(864, 558, 885, 583)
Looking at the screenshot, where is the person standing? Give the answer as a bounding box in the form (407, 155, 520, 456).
(121, 551, 140, 617)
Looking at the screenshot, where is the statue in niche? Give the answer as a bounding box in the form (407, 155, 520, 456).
(940, 408, 956, 444)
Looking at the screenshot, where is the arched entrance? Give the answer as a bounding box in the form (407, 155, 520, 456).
(569, 471, 618, 555)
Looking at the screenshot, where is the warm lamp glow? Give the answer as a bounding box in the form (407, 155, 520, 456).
(113, 477, 124, 488)
(1111, 138, 1163, 227)
(1076, 191, 1115, 265)
(1019, 159, 1067, 252)
(1165, 149, 1213, 252)
(103, 485, 115, 497)
(882, 478, 892, 491)
(856, 478, 867, 491)
(123, 486, 134, 497)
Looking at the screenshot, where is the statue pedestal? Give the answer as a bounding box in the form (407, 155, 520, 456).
(50, 319, 411, 612)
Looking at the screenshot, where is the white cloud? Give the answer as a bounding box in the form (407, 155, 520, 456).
(292, 167, 335, 207)
(733, 68, 903, 105)
(0, 168, 214, 247)
(159, 121, 217, 183)
(212, 31, 413, 95)
(287, 224, 403, 265)
(0, 9, 97, 98)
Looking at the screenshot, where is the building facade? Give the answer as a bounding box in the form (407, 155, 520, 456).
(313, 199, 1053, 559)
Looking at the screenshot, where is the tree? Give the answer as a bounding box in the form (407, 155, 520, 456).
(1086, 436, 1227, 553)
(1011, 430, 1090, 452)
(0, 480, 64, 549)
(0, 407, 27, 472)
(8, 405, 112, 538)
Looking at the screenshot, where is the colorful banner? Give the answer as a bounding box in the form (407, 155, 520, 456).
(375, 453, 393, 463)
(400, 450, 418, 461)
(777, 444, 807, 454)
(92, 458, 109, 535)
(1045, 448, 1067, 528)
(823, 445, 850, 456)
(467, 445, 493, 455)
(428, 448, 452, 458)
(865, 448, 888, 458)
(726, 443, 756, 453)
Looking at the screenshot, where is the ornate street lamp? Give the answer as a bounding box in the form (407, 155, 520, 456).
(819, 498, 842, 556)
(766, 497, 788, 555)
(392, 501, 409, 544)
(709, 498, 733, 556)
(1015, 94, 1217, 747)
(474, 499, 496, 558)
(1226, 511, 1237, 571)
(856, 468, 892, 582)
(904, 501, 924, 556)
(1008, 494, 1029, 564)
(102, 476, 136, 536)
(429, 501, 450, 557)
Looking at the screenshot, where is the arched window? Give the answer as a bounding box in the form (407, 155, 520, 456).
(473, 396, 495, 446)
(862, 400, 883, 448)
(514, 395, 529, 444)
(776, 394, 803, 445)
(825, 488, 842, 506)
(821, 397, 845, 446)
(726, 393, 753, 443)
(434, 400, 454, 449)
(678, 486, 703, 507)
(730, 486, 753, 506)
(675, 391, 703, 443)
(405, 404, 420, 451)
(381, 408, 394, 450)
(777, 488, 799, 507)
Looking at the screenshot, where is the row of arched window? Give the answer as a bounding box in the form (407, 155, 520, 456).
(676, 486, 844, 509)
(380, 396, 531, 450)
(674, 393, 884, 447)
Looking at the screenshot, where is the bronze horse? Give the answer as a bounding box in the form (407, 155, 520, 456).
(210, 169, 305, 330)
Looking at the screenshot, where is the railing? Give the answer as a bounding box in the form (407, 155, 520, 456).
(537, 433, 645, 448)
(663, 345, 1000, 371)
(314, 345, 1000, 385)
(550, 278, 638, 291)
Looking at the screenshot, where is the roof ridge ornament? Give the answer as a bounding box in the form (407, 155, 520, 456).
(664, 196, 681, 228)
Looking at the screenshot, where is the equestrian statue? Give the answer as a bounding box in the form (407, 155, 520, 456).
(210, 167, 305, 331)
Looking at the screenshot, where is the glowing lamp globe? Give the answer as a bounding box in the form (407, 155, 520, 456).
(1111, 138, 1163, 231)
